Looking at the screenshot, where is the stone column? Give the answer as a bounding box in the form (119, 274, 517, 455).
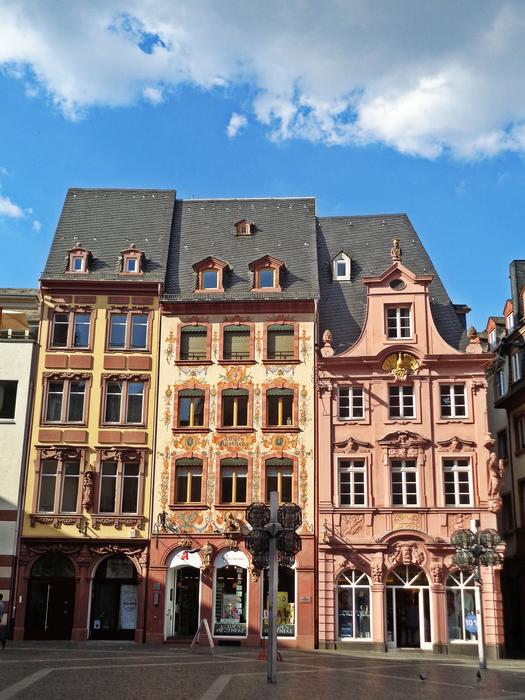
(430, 585, 446, 653)
(71, 551, 91, 641)
(318, 550, 335, 648)
(371, 584, 386, 650)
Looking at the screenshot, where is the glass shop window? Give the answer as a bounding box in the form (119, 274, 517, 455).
(214, 565, 247, 637)
(262, 565, 296, 638)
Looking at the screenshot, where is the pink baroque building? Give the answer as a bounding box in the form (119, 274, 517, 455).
(316, 215, 505, 657)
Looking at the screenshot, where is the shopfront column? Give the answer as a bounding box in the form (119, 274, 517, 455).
(430, 584, 446, 653)
(371, 584, 385, 649)
(71, 563, 91, 641)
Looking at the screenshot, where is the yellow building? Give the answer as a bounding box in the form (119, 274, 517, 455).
(13, 189, 175, 641)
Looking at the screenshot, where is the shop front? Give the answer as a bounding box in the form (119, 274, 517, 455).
(89, 555, 139, 640)
(165, 550, 201, 639)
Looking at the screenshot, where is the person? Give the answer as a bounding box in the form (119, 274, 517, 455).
(0, 593, 6, 649)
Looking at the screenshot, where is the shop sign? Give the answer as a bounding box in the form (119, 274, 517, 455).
(213, 433, 256, 451)
(262, 622, 295, 638)
(215, 550, 249, 569)
(465, 613, 477, 635)
(214, 622, 246, 636)
(119, 584, 138, 630)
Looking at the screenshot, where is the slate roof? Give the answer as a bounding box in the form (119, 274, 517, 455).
(42, 189, 176, 284)
(510, 260, 525, 321)
(317, 214, 468, 352)
(163, 198, 319, 301)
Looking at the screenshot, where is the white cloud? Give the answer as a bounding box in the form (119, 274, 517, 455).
(226, 112, 247, 138)
(1, 1, 525, 158)
(32, 219, 42, 231)
(0, 195, 24, 218)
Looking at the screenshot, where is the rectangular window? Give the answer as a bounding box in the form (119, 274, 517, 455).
(338, 386, 364, 420)
(266, 389, 294, 427)
(497, 429, 508, 461)
(502, 493, 514, 533)
(202, 269, 218, 289)
(99, 462, 118, 513)
(220, 460, 248, 504)
(72, 256, 84, 271)
(103, 380, 145, 425)
(488, 328, 497, 349)
(339, 459, 366, 506)
(258, 269, 275, 288)
(98, 459, 142, 514)
(386, 307, 411, 339)
(391, 459, 418, 506)
(266, 460, 293, 504)
(267, 325, 294, 360)
(60, 462, 80, 512)
(511, 352, 522, 384)
(389, 385, 415, 419)
(126, 258, 137, 273)
(496, 369, 505, 398)
(108, 313, 148, 351)
(505, 313, 514, 333)
(37, 460, 58, 512)
(440, 384, 467, 418)
(174, 461, 202, 503)
(443, 459, 472, 506)
(180, 326, 208, 361)
(37, 459, 80, 514)
(0, 380, 18, 420)
(517, 416, 525, 451)
(222, 390, 249, 427)
(223, 326, 251, 360)
(44, 379, 86, 424)
(50, 311, 91, 349)
(121, 463, 140, 513)
(178, 390, 205, 428)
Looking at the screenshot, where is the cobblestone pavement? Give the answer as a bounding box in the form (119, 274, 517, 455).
(0, 643, 524, 700)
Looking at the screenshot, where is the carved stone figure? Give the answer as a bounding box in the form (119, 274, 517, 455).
(388, 542, 424, 566)
(320, 329, 335, 357)
(370, 562, 383, 583)
(488, 453, 505, 498)
(201, 541, 213, 573)
(391, 238, 402, 261)
(82, 471, 93, 510)
(430, 560, 443, 585)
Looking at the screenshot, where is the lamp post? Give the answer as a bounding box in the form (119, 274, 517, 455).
(246, 495, 302, 684)
(451, 519, 502, 670)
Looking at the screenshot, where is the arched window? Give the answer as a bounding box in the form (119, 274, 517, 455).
(337, 569, 371, 640)
(446, 570, 478, 642)
(31, 553, 75, 578)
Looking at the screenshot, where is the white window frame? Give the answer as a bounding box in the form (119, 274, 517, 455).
(72, 255, 85, 272)
(488, 328, 497, 349)
(443, 458, 473, 507)
(511, 352, 522, 384)
(440, 384, 467, 419)
(496, 369, 505, 398)
(338, 386, 364, 420)
(126, 257, 137, 273)
(332, 253, 351, 281)
(505, 313, 514, 333)
(391, 459, 418, 507)
(338, 458, 367, 507)
(336, 569, 372, 641)
(446, 571, 478, 643)
(388, 385, 415, 419)
(386, 306, 412, 339)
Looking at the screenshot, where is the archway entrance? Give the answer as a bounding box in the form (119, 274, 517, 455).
(386, 565, 431, 650)
(90, 556, 138, 640)
(25, 553, 76, 640)
(165, 550, 201, 640)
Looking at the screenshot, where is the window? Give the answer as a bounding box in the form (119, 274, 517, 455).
(223, 325, 251, 361)
(496, 369, 505, 398)
(126, 258, 137, 273)
(443, 459, 472, 506)
(389, 385, 415, 419)
(202, 269, 218, 289)
(221, 389, 249, 428)
(262, 566, 296, 638)
(391, 459, 418, 506)
(120, 245, 144, 275)
(72, 256, 84, 272)
(339, 459, 366, 506)
(178, 390, 205, 428)
(0, 380, 17, 420)
(511, 352, 522, 384)
(220, 459, 248, 504)
(267, 324, 295, 360)
(67, 244, 89, 274)
(502, 493, 514, 533)
(37, 459, 80, 513)
(332, 253, 351, 281)
(99, 460, 140, 514)
(214, 559, 248, 637)
(446, 571, 477, 642)
(505, 313, 514, 333)
(108, 313, 148, 351)
(44, 378, 86, 423)
(497, 429, 509, 461)
(440, 384, 467, 418)
(338, 386, 364, 420)
(386, 307, 411, 339)
(337, 570, 371, 640)
(193, 256, 228, 292)
(50, 311, 91, 349)
(174, 458, 202, 503)
(258, 268, 275, 288)
(266, 388, 294, 427)
(266, 458, 293, 503)
(103, 380, 145, 425)
(516, 416, 525, 451)
(488, 328, 497, 349)
(235, 219, 253, 236)
(180, 325, 208, 361)
(249, 255, 284, 292)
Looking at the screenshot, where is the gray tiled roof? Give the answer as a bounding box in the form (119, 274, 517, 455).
(42, 189, 176, 284)
(317, 214, 468, 352)
(163, 198, 319, 301)
(510, 260, 525, 321)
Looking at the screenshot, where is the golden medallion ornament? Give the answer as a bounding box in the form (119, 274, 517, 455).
(382, 352, 420, 381)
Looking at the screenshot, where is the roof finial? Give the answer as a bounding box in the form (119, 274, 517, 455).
(391, 238, 401, 262)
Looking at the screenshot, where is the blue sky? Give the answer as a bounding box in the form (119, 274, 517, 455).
(1, 1, 524, 329)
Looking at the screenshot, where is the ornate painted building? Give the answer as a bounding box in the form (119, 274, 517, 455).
(316, 215, 505, 657)
(13, 189, 176, 641)
(146, 199, 317, 648)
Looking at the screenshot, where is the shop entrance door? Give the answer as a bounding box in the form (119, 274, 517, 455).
(90, 556, 138, 640)
(172, 566, 199, 637)
(386, 565, 432, 650)
(25, 553, 76, 640)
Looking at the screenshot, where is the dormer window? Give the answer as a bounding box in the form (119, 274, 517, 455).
(120, 244, 144, 276)
(249, 255, 284, 292)
(332, 251, 351, 281)
(66, 243, 90, 274)
(504, 300, 514, 333)
(193, 256, 229, 293)
(235, 219, 254, 236)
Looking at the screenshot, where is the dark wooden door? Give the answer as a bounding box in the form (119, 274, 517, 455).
(25, 579, 75, 640)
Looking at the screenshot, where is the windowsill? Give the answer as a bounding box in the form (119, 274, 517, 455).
(385, 418, 417, 423)
(48, 348, 92, 353)
(41, 422, 88, 428)
(105, 348, 151, 354)
(168, 503, 209, 510)
(262, 359, 300, 365)
(334, 418, 366, 424)
(214, 503, 249, 510)
(219, 360, 256, 366)
(29, 513, 83, 527)
(261, 426, 300, 433)
(194, 289, 224, 294)
(0, 419, 15, 424)
(176, 360, 213, 366)
(215, 427, 254, 433)
(172, 427, 210, 433)
(101, 423, 147, 429)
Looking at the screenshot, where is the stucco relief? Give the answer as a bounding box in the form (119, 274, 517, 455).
(382, 352, 420, 382)
(430, 558, 444, 585)
(178, 365, 208, 381)
(165, 329, 176, 363)
(300, 328, 311, 362)
(370, 557, 384, 583)
(340, 513, 365, 536)
(334, 436, 373, 453)
(378, 430, 428, 462)
(447, 512, 471, 534)
(391, 512, 421, 531)
(163, 385, 173, 426)
(387, 541, 425, 567)
(265, 364, 295, 380)
(436, 436, 476, 451)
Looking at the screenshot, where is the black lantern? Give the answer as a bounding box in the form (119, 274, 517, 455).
(277, 503, 302, 531)
(451, 528, 476, 550)
(452, 549, 476, 570)
(478, 529, 501, 550)
(246, 502, 270, 529)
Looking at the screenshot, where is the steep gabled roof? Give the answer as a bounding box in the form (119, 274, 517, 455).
(316, 214, 468, 352)
(510, 260, 525, 321)
(163, 198, 319, 301)
(42, 188, 176, 284)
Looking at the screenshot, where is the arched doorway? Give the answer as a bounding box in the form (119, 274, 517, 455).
(386, 565, 431, 649)
(165, 550, 201, 640)
(25, 553, 76, 640)
(90, 556, 138, 640)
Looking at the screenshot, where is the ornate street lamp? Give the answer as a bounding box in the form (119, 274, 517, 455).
(451, 522, 503, 670)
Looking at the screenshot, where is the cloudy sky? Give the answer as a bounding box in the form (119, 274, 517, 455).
(1, 0, 524, 327)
